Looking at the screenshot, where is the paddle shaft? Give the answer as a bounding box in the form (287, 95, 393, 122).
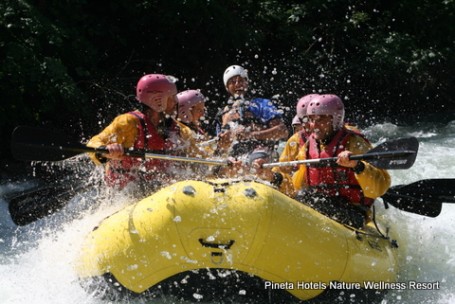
(13, 126, 418, 170)
(15, 126, 445, 223)
(11, 126, 227, 166)
(263, 150, 416, 168)
(53, 144, 228, 166)
(197, 137, 219, 147)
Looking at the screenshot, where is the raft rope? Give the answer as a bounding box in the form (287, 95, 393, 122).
(351, 205, 390, 239)
(371, 205, 388, 239)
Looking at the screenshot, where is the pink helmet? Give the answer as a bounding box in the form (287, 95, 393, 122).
(136, 74, 178, 112)
(307, 94, 345, 129)
(291, 115, 301, 126)
(177, 90, 205, 123)
(296, 94, 319, 119)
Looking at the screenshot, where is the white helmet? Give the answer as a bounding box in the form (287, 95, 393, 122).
(223, 65, 249, 87)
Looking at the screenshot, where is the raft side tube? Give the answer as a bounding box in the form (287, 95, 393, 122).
(75, 179, 399, 301)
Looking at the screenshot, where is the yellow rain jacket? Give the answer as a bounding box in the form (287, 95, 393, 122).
(275, 130, 391, 200)
(87, 112, 203, 165)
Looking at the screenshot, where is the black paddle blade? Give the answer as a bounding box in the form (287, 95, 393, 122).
(366, 137, 419, 170)
(382, 179, 455, 217)
(8, 184, 78, 226)
(11, 126, 87, 161)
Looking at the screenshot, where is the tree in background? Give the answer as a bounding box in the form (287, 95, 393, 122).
(1, 0, 454, 160)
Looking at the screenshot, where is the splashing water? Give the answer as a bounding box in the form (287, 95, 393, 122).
(0, 122, 454, 303)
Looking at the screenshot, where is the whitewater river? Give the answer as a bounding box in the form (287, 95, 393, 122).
(0, 121, 454, 304)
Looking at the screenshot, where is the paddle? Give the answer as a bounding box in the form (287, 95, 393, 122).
(11, 127, 443, 222)
(381, 179, 455, 217)
(8, 182, 85, 226)
(5, 154, 97, 226)
(262, 137, 419, 170)
(197, 137, 219, 147)
(11, 126, 228, 166)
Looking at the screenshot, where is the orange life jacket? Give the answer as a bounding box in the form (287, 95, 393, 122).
(305, 127, 374, 206)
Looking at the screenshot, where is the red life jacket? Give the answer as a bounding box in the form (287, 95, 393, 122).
(105, 111, 169, 189)
(298, 129, 310, 146)
(305, 127, 374, 206)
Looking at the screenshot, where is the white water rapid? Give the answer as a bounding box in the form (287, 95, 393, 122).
(0, 121, 454, 304)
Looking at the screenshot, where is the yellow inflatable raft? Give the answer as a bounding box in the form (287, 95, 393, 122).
(76, 179, 399, 302)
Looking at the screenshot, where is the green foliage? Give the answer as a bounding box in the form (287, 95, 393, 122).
(0, 0, 95, 158)
(0, 0, 454, 159)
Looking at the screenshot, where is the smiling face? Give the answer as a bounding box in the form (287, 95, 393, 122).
(226, 75, 249, 97)
(309, 115, 334, 141)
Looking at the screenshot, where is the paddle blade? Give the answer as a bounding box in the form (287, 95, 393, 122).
(382, 179, 455, 217)
(365, 137, 419, 170)
(11, 126, 87, 161)
(8, 184, 77, 226)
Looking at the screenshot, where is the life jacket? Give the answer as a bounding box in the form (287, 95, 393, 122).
(298, 129, 310, 146)
(305, 127, 374, 206)
(105, 111, 169, 189)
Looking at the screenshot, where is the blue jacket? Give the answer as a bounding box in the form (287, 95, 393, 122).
(215, 97, 282, 135)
